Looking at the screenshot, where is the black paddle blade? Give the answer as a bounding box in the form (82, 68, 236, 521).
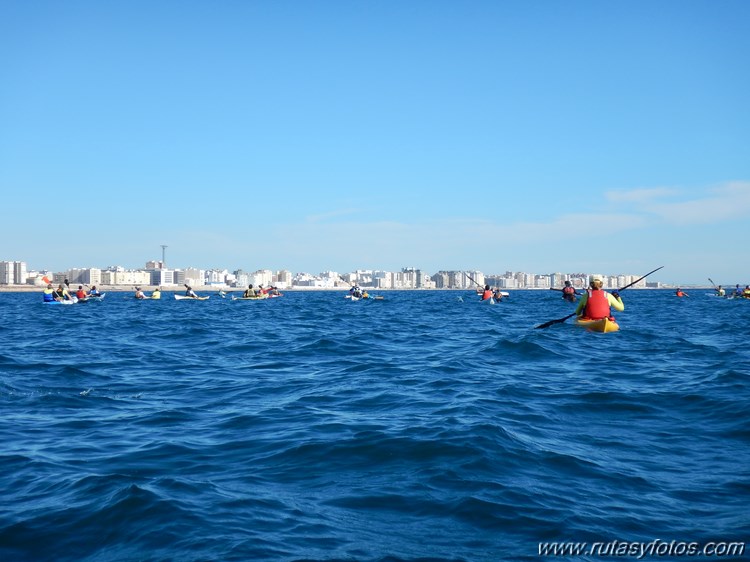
(535, 312, 576, 329)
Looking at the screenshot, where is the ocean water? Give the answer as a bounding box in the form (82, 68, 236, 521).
(1, 289, 748, 562)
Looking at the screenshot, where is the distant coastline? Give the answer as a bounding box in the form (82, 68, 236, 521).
(0, 284, 698, 293)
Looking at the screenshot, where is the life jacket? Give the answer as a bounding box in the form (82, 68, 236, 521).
(676, 291, 685, 297)
(481, 289, 493, 300)
(43, 288, 55, 302)
(583, 289, 611, 320)
(76, 290, 86, 299)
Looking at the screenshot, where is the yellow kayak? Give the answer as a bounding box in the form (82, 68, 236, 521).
(574, 317, 620, 333)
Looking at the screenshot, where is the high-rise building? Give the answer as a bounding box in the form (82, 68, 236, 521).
(0, 261, 27, 284)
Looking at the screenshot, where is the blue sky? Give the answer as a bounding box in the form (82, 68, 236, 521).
(1, 1, 748, 285)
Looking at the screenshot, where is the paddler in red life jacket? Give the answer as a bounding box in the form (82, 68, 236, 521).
(76, 285, 87, 299)
(675, 288, 688, 297)
(480, 285, 493, 301)
(574, 276, 624, 321)
(562, 280, 577, 301)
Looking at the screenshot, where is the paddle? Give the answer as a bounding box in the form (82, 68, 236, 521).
(534, 266, 664, 329)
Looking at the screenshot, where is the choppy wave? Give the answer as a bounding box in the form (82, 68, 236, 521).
(0, 290, 748, 561)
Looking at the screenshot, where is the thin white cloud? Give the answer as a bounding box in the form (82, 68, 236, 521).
(602, 181, 750, 225)
(605, 187, 679, 203)
(640, 181, 750, 225)
(305, 208, 362, 223)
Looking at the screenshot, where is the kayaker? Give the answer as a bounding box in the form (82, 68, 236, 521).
(151, 287, 161, 299)
(575, 276, 624, 320)
(734, 284, 743, 297)
(743, 286, 750, 298)
(493, 288, 504, 301)
(185, 286, 199, 298)
(43, 284, 56, 302)
(675, 288, 688, 297)
(88, 285, 101, 296)
(76, 285, 87, 299)
(562, 281, 577, 301)
(480, 285, 493, 301)
(134, 287, 147, 299)
(55, 284, 71, 301)
(716, 285, 726, 297)
(243, 285, 256, 298)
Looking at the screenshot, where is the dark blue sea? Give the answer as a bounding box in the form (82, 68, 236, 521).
(1, 289, 748, 561)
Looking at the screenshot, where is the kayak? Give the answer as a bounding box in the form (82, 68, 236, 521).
(231, 294, 268, 301)
(87, 293, 106, 302)
(574, 317, 620, 333)
(174, 295, 210, 301)
(43, 296, 79, 305)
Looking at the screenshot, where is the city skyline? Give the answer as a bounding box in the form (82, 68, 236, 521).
(2, 3, 748, 285)
(2, 257, 685, 290)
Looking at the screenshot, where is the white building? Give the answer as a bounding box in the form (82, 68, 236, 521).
(67, 268, 102, 286)
(274, 270, 292, 289)
(149, 269, 176, 286)
(250, 269, 274, 288)
(0, 261, 27, 284)
(101, 269, 151, 286)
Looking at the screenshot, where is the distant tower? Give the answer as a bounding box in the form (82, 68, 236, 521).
(161, 245, 167, 268)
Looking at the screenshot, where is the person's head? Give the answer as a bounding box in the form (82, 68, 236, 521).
(92, 285, 96, 289)
(58, 284, 64, 289)
(484, 285, 490, 290)
(78, 285, 83, 290)
(590, 276, 603, 289)
(249, 284, 253, 289)
(187, 286, 192, 290)
(47, 284, 52, 289)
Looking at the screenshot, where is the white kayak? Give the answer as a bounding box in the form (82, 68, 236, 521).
(174, 295, 210, 301)
(44, 297, 79, 305)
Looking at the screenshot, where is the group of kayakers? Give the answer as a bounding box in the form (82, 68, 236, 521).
(713, 284, 750, 298)
(349, 285, 374, 299)
(479, 285, 506, 302)
(243, 284, 282, 298)
(42, 280, 103, 302)
(134, 286, 161, 299)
